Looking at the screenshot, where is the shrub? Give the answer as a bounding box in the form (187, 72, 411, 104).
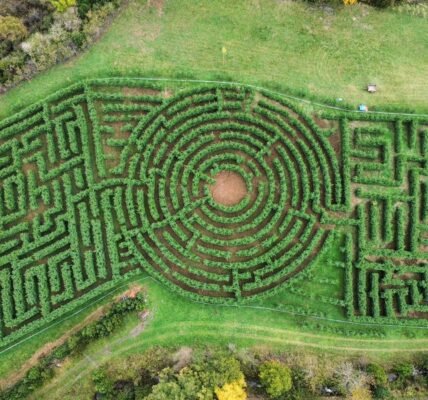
(82, 2, 117, 41)
(92, 368, 114, 396)
(0, 294, 145, 400)
(0, 1, 54, 34)
(347, 387, 373, 400)
(0, 50, 26, 84)
(367, 364, 387, 387)
(49, 0, 77, 12)
(145, 353, 244, 399)
(364, 0, 399, 7)
(20, 8, 82, 71)
(0, 16, 28, 43)
(77, 0, 118, 18)
(259, 360, 292, 399)
(372, 386, 391, 399)
(394, 363, 414, 381)
(215, 376, 247, 400)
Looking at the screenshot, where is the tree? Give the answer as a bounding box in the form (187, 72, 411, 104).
(92, 368, 114, 397)
(0, 16, 28, 43)
(334, 362, 372, 396)
(259, 360, 292, 399)
(215, 377, 247, 400)
(145, 353, 244, 400)
(49, 0, 76, 13)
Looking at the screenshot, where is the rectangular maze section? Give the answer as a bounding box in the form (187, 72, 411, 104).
(0, 81, 161, 346)
(336, 115, 428, 322)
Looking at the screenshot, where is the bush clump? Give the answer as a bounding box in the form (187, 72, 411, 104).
(0, 0, 121, 89)
(259, 360, 293, 399)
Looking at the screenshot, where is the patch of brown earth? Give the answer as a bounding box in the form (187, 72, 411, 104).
(209, 171, 247, 206)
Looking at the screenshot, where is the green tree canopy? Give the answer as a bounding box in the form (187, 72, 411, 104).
(259, 360, 292, 399)
(146, 353, 244, 400)
(0, 16, 28, 43)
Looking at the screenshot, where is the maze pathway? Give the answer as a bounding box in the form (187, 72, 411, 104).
(0, 79, 427, 345)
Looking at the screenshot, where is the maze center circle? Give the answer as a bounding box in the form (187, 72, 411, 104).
(124, 86, 333, 301)
(209, 171, 247, 206)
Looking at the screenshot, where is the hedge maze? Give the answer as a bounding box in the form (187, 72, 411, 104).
(0, 78, 427, 345)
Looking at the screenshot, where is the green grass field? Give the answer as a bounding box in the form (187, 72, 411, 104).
(0, 0, 427, 393)
(0, 0, 427, 120)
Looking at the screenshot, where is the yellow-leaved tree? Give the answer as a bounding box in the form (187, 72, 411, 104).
(215, 376, 247, 400)
(49, 0, 77, 12)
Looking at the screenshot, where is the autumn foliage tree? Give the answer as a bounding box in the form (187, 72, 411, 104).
(215, 376, 247, 400)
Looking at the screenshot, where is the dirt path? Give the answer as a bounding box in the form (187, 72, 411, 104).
(0, 285, 144, 391)
(32, 310, 153, 399)
(0, 306, 106, 391)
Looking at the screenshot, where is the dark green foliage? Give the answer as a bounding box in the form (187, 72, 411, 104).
(372, 385, 392, 399)
(287, 367, 313, 400)
(71, 293, 145, 350)
(364, 0, 399, 8)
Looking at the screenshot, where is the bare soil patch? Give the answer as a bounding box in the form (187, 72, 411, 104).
(209, 171, 247, 206)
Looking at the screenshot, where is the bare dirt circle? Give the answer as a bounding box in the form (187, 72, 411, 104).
(209, 171, 248, 206)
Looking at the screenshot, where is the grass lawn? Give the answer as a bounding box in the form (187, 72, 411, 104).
(0, 0, 427, 120)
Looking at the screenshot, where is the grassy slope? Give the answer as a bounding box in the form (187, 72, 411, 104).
(0, 0, 428, 387)
(30, 276, 428, 400)
(0, 274, 149, 383)
(0, 0, 427, 119)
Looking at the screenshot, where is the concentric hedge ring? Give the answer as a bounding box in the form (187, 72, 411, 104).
(122, 86, 336, 301)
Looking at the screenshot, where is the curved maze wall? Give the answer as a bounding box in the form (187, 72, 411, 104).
(0, 79, 427, 345)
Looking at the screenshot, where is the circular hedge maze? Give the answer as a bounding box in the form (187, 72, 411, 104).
(0, 78, 427, 346)
(120, 86, 339, 300)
